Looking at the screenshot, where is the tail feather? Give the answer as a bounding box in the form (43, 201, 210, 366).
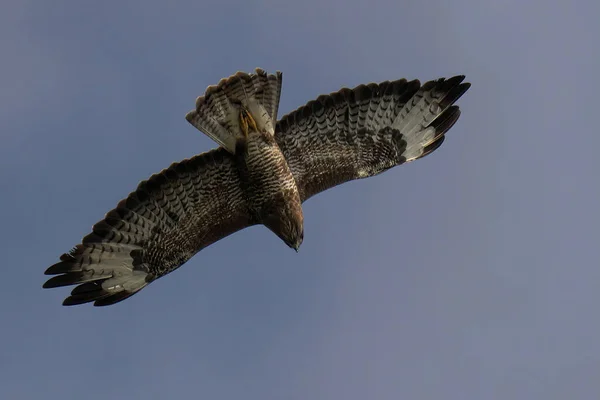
(186, 68, 283, 154)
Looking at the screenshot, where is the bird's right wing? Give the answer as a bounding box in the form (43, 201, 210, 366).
(43, 148, 253, 307)
(275, 76, 470, 202)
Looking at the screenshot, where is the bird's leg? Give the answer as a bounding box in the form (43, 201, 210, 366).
(239, 108, 258, 137)
(240, 111, 249, 137)
(246, 111, 258, 133)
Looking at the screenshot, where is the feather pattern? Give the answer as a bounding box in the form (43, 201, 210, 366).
(44, 69, 470, 306)
(44, 148, 252, 306)
(186, 68, 283, 154)
(275, 76, 470, 201)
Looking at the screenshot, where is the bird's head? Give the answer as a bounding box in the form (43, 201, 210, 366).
(285, 221, 304, 252)
(265, 207, 304, 252)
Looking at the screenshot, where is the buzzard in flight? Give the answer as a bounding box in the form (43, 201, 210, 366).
(43, 68, 471, 306)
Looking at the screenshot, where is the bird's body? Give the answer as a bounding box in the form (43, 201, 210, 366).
(44, 68, 470, 306)
(235, 130, 304, 250)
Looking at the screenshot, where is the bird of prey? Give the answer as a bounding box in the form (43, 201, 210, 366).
(43, 68, 471, 306)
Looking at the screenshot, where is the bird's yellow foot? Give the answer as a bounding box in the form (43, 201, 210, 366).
(239, 108, 258, 137)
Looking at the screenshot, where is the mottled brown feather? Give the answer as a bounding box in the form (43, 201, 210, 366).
(275, 76, 470, 201)
(44, 148, 253, 306)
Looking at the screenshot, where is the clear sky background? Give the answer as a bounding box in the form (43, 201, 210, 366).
(1, 1, 599, 399)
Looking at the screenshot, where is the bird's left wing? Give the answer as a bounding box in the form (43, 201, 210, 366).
(44, 148, 254, 306)
(275, 76, 470, 202)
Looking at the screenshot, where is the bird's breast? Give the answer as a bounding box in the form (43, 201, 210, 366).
(235, 132, 301, 219)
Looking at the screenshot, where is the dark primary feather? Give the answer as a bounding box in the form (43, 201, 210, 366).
(44, 148, 253, 306)
(275, 76, 470, 201)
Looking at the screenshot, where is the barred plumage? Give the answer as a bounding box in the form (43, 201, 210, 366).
(186, 68, 283, 154)
(44, 68, 470, 306)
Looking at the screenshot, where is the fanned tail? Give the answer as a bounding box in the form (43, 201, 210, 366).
(186, 68, 283, 154)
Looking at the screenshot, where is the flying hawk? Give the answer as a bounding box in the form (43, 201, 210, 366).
(43, 68, 471, 306)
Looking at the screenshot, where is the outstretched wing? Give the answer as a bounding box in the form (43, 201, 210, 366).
(275, 76, 470, 201)
(186, 68, 283, 154)
(43, 148, 253, 306)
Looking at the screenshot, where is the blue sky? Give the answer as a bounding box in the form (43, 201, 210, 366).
(2, 0, 599, 398)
